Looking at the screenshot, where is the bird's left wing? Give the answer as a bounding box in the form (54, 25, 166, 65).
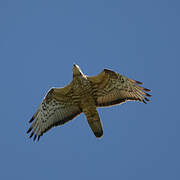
(27, 85, 82, 141)
(87, 69, 152, 107)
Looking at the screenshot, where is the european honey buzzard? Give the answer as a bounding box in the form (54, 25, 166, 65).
(27, 64, 152, 141)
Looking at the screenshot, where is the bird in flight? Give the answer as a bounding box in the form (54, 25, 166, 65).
(27, 64, 152, 141)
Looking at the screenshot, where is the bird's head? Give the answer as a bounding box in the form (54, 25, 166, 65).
(73, 64, 84, 77)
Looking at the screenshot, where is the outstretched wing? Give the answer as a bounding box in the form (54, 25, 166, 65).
(88, 69, 152, 107)
(27, 85, 82, 141)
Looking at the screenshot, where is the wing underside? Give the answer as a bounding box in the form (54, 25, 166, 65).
(27, 87, 82, 141)
(88, 69, 152, 107)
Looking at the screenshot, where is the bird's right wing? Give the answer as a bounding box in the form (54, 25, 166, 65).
(27, 84, 82, 141)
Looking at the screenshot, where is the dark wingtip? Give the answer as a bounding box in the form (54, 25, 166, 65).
(145, 92, 152, 97)
(29, 116, 34, 123)
(33, 134, 37, 141)
(135, 80, 143, 85)
(142, 99, 147, 104)
(37, 135, 41, 141)
(143, 87, 151, 92)
(144, 97, 150, 102)
(29, 132, 34, 138)
(38, 133, 43, 141)
(27, 127, 32, 134)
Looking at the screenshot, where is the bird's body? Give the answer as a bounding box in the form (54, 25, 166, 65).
(71, 72, 103, 137)
(27, 64, 152, 141)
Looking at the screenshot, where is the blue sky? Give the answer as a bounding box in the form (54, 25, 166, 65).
(0, 0, 179, 179)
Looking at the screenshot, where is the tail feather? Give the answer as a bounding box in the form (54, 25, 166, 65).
(83, 106, 103, 138)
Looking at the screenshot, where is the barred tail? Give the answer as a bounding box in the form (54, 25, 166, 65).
(83, 106, 103, 138)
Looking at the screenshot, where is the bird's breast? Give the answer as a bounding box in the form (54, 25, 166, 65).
(73, 77, 92, 95)
(72, 77, 95, 105)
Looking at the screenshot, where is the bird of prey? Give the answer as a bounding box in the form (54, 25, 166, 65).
(27, 64, 152, 141)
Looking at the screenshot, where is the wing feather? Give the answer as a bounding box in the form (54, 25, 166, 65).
(88, 69, 152, 107)
(27, 87, 82, 141)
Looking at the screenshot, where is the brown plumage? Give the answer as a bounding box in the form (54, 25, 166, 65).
(27, 64, 152, 141)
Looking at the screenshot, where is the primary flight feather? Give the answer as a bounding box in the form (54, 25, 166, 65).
(27, 64, 152, 141)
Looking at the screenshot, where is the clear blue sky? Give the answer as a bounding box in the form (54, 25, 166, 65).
(0, 0, 179, 179)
